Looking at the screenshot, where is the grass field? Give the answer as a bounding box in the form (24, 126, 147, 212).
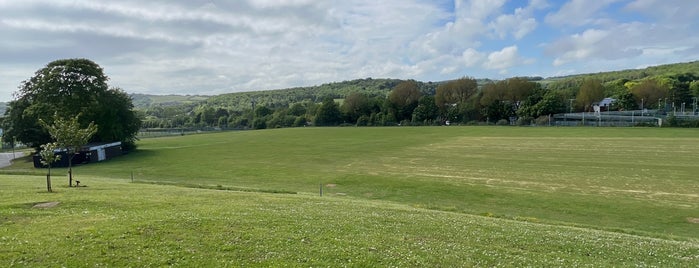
(2, 126, 699, 266)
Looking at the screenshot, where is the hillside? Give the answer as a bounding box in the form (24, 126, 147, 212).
(131, 60, 699, 129)
(129, 93, 210, 109)
(541, 60, 699, 84)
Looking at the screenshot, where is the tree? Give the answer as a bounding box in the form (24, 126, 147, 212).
(412, 96, 439, 124)
(39, 142, 61, 192)
(3, 59, 141, 149)
(504, 77, 539, 111)
(313, 97, 341, 126)
(480, 81, 511, 121)
(388, 80, 422, 122)
(341, 92, 371, 124)
(40, 114, 98, 187)
(576, 79, 605, 111)
(630, 79, 668, 109)
(435, 77, 478, 116)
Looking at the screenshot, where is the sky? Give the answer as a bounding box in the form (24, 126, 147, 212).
(1, 0, 698, 102)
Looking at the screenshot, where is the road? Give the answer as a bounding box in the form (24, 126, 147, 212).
(0, 151, 24, 168)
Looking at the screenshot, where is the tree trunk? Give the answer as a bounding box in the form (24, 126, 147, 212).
(68, 153, 73, 187)
(68, 168, 73, 187)
(46, 167, 52, 193)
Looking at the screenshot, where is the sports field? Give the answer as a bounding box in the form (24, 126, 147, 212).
(1, 126, 698, 266)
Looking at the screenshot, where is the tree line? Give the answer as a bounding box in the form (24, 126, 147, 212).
(140, 68, 699, 129)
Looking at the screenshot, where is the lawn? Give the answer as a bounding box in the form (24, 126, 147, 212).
(1, 126, 698, 266)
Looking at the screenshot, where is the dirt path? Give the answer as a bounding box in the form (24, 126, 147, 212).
(0, 152, 24, 168)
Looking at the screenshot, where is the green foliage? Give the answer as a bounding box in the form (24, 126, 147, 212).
(631, 79, 669, 108)
(388, 80, 422, 122)
(40, 114, 98, 155)
(252, 118, 267, 129)
(3, 59, 141, 148)
(38, 142, 61, 192)
(576, 79, 605, 111)
(38, 142, 61, 167)
(313, 98, 342, 126)
(411, 95, 439, 124)
(131, 61, 699, 129)
(40, 113, 98, 186)
(341, 92, 371, 123)
(435, 77, 478, 113)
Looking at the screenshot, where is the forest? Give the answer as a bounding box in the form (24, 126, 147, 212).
(135, 61, 699, 129)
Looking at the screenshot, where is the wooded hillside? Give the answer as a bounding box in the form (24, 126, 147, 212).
(131, 60, 699, 129)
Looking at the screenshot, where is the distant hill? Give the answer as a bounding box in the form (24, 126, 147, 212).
(130, 94, 210, 109)
(540, 60, 699, 85)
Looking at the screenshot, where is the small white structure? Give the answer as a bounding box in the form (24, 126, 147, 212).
(83, 142, 122, 162)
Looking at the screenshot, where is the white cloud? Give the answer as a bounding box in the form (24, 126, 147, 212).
(490, 9, 537, 40)
(0, 0, 697, 101)
(462, 48, 485, 67)
(546, 19, 699, 67)
(545, 0, 622, 26)
(484, 45, 530, 71)
(489, 0, 548, 40)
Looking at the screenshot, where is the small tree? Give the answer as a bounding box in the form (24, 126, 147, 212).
(39, 142, 61, 192)
(40, 114, 98, 187)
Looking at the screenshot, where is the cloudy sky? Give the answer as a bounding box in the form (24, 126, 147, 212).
(1, 0, 697, 102)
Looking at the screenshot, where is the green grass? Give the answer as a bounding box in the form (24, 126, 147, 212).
(2, 126, 699, 266)
(1, 176, 697, 267)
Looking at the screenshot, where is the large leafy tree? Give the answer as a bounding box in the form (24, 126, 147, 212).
(630, 79, 669, 109)
(576, 79, 605, 112)
(435, 77, 478, 117)
(341, 92, 371, 124)
(388, 80, 422, 122)
(3, 59, 141, 149)
(313, 97, 341, 126)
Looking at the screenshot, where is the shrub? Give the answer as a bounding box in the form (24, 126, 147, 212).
(356, 115, 369, 126)
(252, 118, 267, 129)
(535, 116, 550, 126)
(496, 119, 509, 126)
(516, 117, 533, 126)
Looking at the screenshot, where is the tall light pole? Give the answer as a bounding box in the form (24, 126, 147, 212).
(641, 98, 644, 116)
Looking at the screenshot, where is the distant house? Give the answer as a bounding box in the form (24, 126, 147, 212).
(593, 98, 616, 112)
(599, 98, 616, 108)
(33, 141, 122, 168)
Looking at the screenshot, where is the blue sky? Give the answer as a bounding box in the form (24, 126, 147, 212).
(0, 0, 697, 101)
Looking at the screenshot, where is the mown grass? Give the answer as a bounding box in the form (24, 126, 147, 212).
(1, 126, 699, 266)
(1, 176, 697, 267)
(43, 126, 698, 240)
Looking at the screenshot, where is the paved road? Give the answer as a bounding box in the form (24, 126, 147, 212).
(0, 152, 24, 168)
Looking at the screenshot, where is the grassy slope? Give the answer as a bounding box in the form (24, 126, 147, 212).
(1, 176, 697, 267)
(2, 127, 698, 266)
(59, 127, 699, 240)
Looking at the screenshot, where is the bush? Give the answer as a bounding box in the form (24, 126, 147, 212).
(496, 119, 509, 126)
(535, 116, 551, 126)
(292, 116, 306, 127)
(356, 116, 369, 126)
(516, 117, 533, 126)
(252, 118, 267, 129)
